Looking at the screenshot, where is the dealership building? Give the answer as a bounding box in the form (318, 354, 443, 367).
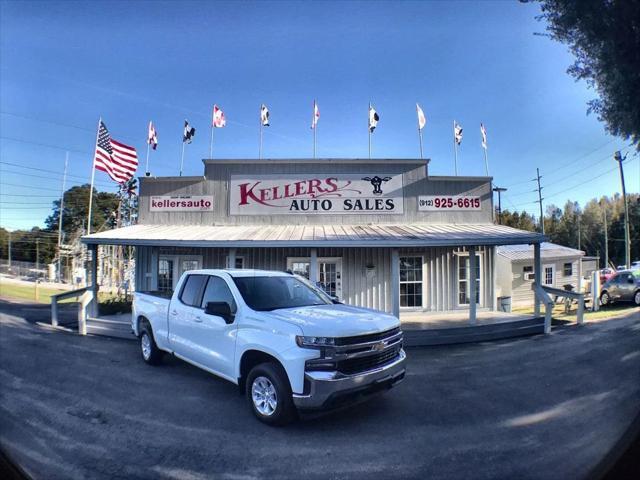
(82, 158, 546, 322)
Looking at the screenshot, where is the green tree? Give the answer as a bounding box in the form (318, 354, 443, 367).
(45, 184, 119, 238)
(533, 0, 640, 149)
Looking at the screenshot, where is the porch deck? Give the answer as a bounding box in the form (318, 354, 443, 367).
(400, 310, 533, 330)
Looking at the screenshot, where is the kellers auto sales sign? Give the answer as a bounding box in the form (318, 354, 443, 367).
(229, 174, 404, 215)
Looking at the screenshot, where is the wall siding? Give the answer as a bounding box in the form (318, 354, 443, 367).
(136, 245, 495, 315)
(509, 256, 582, 307)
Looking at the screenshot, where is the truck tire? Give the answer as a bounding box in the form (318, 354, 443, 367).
(139, 323, 163, 366)
(246, 362, 296, 426)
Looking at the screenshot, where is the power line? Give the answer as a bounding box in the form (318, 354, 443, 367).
(0, 135, 91, 154)
(0, 160, 114, 185)
(0, 169, 114, 188)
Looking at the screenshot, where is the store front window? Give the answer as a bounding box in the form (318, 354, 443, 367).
(457, 254, 481, 306)
(400, 256, 423, 307)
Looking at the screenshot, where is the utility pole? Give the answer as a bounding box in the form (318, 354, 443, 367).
(35, 237, 40, 276)
(536, 168, 544, 235)
(57, 152, 68, 283)
(614, 151, 630, 268)
(493, 186, 507, 225)
(577, 214, 581, 251)
(7, 231, 11, 269)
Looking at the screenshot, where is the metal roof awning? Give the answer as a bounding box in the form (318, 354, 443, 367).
(497, 242, 584, 261)
(82, 223, 545, 248)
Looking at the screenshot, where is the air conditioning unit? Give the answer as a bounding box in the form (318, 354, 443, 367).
(524, 272, 536, 281)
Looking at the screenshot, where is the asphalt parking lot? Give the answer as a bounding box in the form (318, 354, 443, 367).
(1, 300, 639, 480)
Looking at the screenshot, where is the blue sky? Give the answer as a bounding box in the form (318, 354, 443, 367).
(1, 0, 638, 230)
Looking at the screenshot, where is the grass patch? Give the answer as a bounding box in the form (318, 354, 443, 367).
(0, 279, 71, 304)
(512, 302, 637, 322)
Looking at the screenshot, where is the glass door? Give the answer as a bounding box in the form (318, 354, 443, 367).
(457, 254, 482, 306)
(157, 258, 174, 292)
(319, 260, 342, 299)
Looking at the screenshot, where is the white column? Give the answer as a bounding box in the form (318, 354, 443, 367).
(309, 248, 318, 284)
(534, 243, 542, 317)
(391, 248, 400, 319)
(150, 247, 159, 291)
(228, 248, 237, 269)
(469, 246, 477, 325)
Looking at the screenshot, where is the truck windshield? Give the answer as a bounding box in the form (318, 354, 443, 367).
(232, 275, 332, 311)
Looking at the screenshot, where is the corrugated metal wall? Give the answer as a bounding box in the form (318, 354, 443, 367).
(136, 245, 495, 314)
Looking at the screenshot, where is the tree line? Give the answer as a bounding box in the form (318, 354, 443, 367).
(0, 183, 134, 266)
(499, 193, 640, 268)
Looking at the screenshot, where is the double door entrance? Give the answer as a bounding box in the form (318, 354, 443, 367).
(286, 257, 343, 299)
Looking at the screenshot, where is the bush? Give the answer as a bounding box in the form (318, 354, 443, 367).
(98, 295, 132, 316)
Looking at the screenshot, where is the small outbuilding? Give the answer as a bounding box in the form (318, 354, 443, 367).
(496, 242, 585, 309)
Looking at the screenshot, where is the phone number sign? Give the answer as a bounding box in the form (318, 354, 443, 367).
(418, 195, 481, 211)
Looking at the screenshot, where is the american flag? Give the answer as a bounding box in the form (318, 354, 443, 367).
(94, 121, 138, 184)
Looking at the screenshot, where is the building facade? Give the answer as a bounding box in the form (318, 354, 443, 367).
(83, 158, 545, 321)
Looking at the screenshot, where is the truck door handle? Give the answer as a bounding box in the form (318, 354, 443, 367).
(194, 316, 203, 323)
(171, 310, 178, 316)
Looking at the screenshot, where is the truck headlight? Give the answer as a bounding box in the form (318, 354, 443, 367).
(296, 335, 336, 348)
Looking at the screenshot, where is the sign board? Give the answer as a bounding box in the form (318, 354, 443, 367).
(418, 195, 481, 211)
(230, 174, 404, 215)
(150, 195, 214, 212)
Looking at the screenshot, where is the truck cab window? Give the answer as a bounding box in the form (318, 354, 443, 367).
(201, 276, 237, 312)
(179, 274, 207, 307)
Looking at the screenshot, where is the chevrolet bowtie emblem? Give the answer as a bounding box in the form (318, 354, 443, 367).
(373, 341, 386, 351)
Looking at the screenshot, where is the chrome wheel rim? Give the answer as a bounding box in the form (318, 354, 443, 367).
(601, 293, 609, 305)
(251, 376, 277, 416)
(635, 292, 640, 305)
(141, 333, 151, 360)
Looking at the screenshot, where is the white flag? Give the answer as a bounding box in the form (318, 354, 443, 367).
(369, 104, 379, 133)
(213, 105, 226, 128)
(311, 101, 320, 129)
(454, 122, 463, 145)
(260, 104, 270, 126)
(416, 104, 426, 130)
(480, 123, 487, 149)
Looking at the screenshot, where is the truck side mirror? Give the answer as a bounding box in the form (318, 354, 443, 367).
(205, 301, 234, 324)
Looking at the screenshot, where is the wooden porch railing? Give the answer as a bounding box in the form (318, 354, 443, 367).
(533, 284, 585, 334)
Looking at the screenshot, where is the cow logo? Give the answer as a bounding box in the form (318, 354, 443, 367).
(362, 176, 392, 195)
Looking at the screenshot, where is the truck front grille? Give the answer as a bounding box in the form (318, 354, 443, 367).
(336, 344, 402, 375)
(335, 327, 401, 346)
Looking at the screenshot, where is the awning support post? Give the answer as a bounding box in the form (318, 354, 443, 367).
(309, 248, 318, 284)
(534, 242, 542, 318)
(391, 248, 400, 319)
(228, 248, 237, 269)
(469, 246, 477, 325)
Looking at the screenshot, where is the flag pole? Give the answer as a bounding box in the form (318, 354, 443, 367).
(453, 120, 459, 176)
(313, 100, 317, 159)
(210, 124, 214, 159)
(417, 108, 424, 160)
(87, 117, 101, 235)
(145, 140, 150, 176)
(180, 141, 185, 176)
(368, 103, 372, 160)
(259, 106, 263, 160)
(483, 146, 489, 176)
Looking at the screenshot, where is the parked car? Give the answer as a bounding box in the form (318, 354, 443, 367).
(631, 261, 640, 270)
(599, 268, 615, 285)
(132, 269, 406, 425)
(600, 270, 640, 307)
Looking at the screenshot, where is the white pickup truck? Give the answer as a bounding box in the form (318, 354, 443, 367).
(132, 269, 406, 425)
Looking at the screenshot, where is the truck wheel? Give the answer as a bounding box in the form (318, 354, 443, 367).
(634, 291, 640, 306)
(600, 291, 611, 307)
(140, 324, 163, 365)
(246, 362, 295, 426)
